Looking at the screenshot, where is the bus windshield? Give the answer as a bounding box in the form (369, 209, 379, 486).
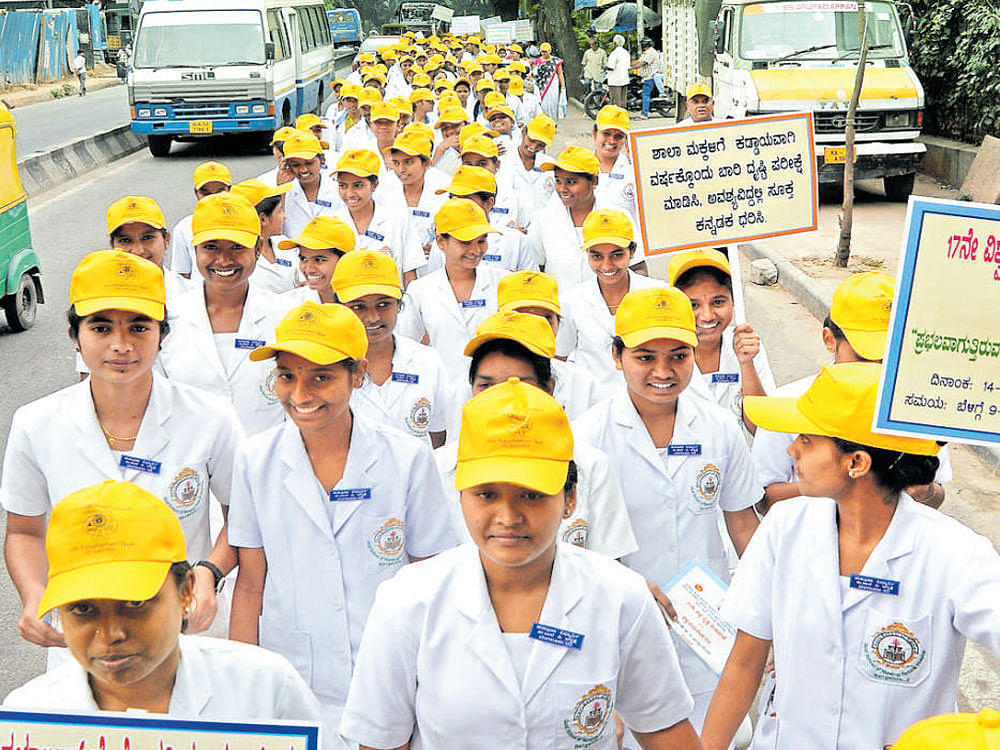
(133, 10, 265, 69)
(739, 1, 905, 62)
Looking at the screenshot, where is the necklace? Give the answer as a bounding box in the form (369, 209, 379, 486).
(100, 422, 138, 446)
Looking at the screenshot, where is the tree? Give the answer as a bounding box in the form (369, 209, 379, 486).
(535, 0, 584, 98)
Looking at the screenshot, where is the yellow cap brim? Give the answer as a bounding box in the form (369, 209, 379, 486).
(283, 149, 323, 160)
(336, 167, 378, 178)
(455, 456, 569, 495)
(841, 328, 888, 362)
(669, 256, 731, 285)
(461, 148, 498, 159)
(194, 179, 231, 189)
(192, 228, 260, 248)
(448, 223, 501, 241)
(582, 234, 632, 252)
(38, 561, 171, 617)
(526, 127, 553, 146)
(74, 297, 165, 322)
(109, 217, 167, 233)
(620, 327, 698, 349)
(276, 238, 300, 250)
(500, 299, 561, 316)
(463, 331, 553, 358)
(335, 283, 402, 303)
(249, 340, 355, 365)
(390, 143, 430, 158)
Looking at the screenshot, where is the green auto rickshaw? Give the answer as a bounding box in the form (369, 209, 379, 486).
(0, 102, 43, 331)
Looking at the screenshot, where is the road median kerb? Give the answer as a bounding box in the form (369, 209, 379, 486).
(742, 240, 1000, 476)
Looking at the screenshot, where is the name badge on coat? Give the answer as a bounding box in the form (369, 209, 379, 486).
(364, 230, 385, 241)
(276, 258, 293, 267)
(391, 372, 420, 384)
(712, 373, 739, 383)
(329, 488, 372, 501)
(461, 299, 486, 309)
(119, 455, 161, 474)
(667, 444, 702, 456)
(314, 199, 333, 208)
(235, 338, 266, 350)
(530, 622, 584, 649)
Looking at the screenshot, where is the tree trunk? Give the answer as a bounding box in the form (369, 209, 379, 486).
(535, 0, 584, 99)
(835, 1, 870, 268)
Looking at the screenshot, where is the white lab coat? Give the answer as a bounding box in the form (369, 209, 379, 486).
(283, 174, 345, 240)
(499, 150, 556, 211)
(551, 358, 602, 420)
(594, 150, 639, 224)
(4, 635, 341, 750)
(159, 282, 286, 436)
(333, 203, 426, 283)
(396, 266, 508, 387)
(350, 335, 451, 444)
(434, 439, 638, 559)
(168, 213, 195, 276)
(227, 415, 456, 729)
(0, 374, 242, 563)
(250, 236, 300, 294)
(724, 494, 1000, 750)
(573, 389, 762, 695)
(425, 222, 537, 274)
(340, 119, 376, 152)
(403, 167, 450, 254)
(527, 193, 647, 292)
(691, 325, 777, 428)
(340, 542, 693, 749)
(560, 271, 668, 396)
(491, 170, 530, 229)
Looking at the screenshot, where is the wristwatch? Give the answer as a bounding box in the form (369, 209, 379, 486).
(195, 560, 224, 591)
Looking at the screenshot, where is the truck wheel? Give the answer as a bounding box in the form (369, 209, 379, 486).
(147, 135, 172, 157)
(3, 273, 38, 332)
(883, 173, 915, 202)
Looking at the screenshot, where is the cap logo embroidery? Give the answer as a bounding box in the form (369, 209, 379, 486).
(298, 310, 315, 323)
(117, 264, 134, 279)
(362, 257, 379, 271)
(85, 510, 118, 537)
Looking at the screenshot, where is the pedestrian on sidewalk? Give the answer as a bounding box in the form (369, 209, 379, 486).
(581, 36, 607, 95)
(72, 52, 86, 96)
(606, 35, 631, 109)
(115, 48, 128, 82)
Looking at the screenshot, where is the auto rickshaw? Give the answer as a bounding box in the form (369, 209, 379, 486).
(0, 102, 43, 331)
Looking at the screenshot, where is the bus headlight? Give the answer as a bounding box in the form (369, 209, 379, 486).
(252, 104, 267, 114)
(154, 108, 168, 117)
(235, 105, 250, 115)
(138, 108, 152, 118)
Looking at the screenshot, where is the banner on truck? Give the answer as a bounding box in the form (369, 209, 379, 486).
(628, 112, 819, 255)
(450, 15, 481, 34)
(873, 196, 1000, 447)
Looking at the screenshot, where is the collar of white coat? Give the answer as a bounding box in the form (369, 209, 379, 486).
(613, 386, 698, 434)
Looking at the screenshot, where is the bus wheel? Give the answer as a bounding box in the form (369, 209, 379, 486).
(147, 135, 171, 157)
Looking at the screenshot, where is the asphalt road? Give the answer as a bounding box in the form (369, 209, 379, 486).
(11, 85, 130, 159)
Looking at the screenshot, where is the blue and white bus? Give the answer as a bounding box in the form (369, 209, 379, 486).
(327, 8, 362, 45)
(129, 0, 334, 156)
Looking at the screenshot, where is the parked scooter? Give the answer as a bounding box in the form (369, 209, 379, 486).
(583, 74, 674, 119)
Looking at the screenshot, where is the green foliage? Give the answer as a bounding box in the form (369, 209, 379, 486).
(571, 9, 635, 54)
(908, 0, 1000, 142)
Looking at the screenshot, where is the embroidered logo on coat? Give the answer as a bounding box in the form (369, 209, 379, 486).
(690, 463, 721, 510)
(406, 397, 432, 435)
(564, 685, 614, 748)
(561, 518, 590, 547)
(367, 517, 406, 565)
(864, 622, 925, 682)
(259, 369, 279, 405)
(168, 467, 204, 518)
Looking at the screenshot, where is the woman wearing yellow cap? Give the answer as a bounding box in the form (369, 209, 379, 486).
(256, 126, 298, 187)
(3, 481, 332, 742)
(106, 195, 189, 302)
(1, 251, 244, 646)
(332, 251, 450, 448)
(160, 193, 286, 437)
(281, 131, 344, 241)
(388, 129, 450, 257)
(228, 302, 455, 732)
(592, 105, 640, 224)
(459, 132, 529, 231)
(502, 113, 557, 210)
(341, 378, 700, 749)
(574, 286, 761, 733)
(168, 161, 232, 279)
(231, 178, 298, 294)
(701, 363, 1000, 750)
(529, 145, 648, 291)
(532, 42, 566, 121)
(278, 216, 356, 307)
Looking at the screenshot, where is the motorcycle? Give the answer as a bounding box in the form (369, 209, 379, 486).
(583, 74, 674, 120)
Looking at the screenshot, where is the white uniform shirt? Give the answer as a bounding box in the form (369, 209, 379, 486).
(340, 119, 376, 152)
(333, 203, 426, 282)
(227, 416, 456, 728)
(434, 440, 637, 559)
(692, 325, 777, 425)
(403, 167, 450, 253)
(491, 170, 530, 229)
(499, 150, 556, 211)
(552, 358, 602, 420)
(606, 47, 631, 87)
(0, 374, 242, 563)
(528, 193, 647, 291)
(159, 283, 286, 436)
(396, 266, 508, 387)
(283, 174, 345, 240)
(168, 213, 195, 276)
(425, 223, 537, 274)
(573, 389, 762, 694)
(724, 494, 1000, 750)
(257, 165, 279, 186)
(561, 271, 668, 396)
(520, 91, 542, 121)
(594, 151, 639, 224)
(340, 542, 693, 749)
(250, 236, 299, 293)
(350, 336, 451, 444)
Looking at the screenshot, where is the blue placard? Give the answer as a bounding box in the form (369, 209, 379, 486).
(667, 444, 702, 456)
(461, 298, 487, 308)
(235, 338, 265, 350)
(850, 574, 900, 596)
(314, 198, 333, 208)
(712, 372, 740, 383)
(276, 258, 293, 267)
(329, 488, 372, 501)
(482, 253, 502, 262)
(364, 230, 385, 242)
(529, 622, 584, 649)
(411, 209, 431, 218)
(119, 455, 161, 474)
(391, 371, 420, 384)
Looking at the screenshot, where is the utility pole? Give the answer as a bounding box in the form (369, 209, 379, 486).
(835, 0, 870, 267)
(637, 0, 644, 45)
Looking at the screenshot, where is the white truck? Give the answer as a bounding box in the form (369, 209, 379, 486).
(662, 0, 924, 200)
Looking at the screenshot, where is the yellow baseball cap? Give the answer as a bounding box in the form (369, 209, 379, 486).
(615, 286, 698, 348)
(460, 135, 499, 159)
(277, 216, 356, 253)
(459, 122, 499, 145)
(595, 104, 630, 134)
(743, 362, 940, 456)
(192, 193, 260, 248)
(582, 208, 633, 251)
(476, 79, 495, 92)
(364, 70, 387, 85)
(336, 149, 381, 178)
(438, 92, 462, 110)
(282, 131, 324, 160)
(892, 709, 1000, 750)
(106, 196, 166, 235)
(435, 106, 469, 127)
(541, 145, 600, 175)
(409, 88, 435, 103)
(270, 126, 298, 145)
(370, 102, 399, 122)
(526, 113, 556, 146)
(509, 76, 525, 96)
(438, 165, 497, 197)
(464, 310, 557, 358)
(390, 130, 432, 159)
(340, 83, 363, 100)
(830, 271, 895, 361)
(231, 178, 292, 208)
(667, 248, 732, 285)
(540, 42, 552, 52)
(686, 81, 712, 99)
(359, 52, 376, 63)
(484, 91, 506, 109)
(70, 250, 166, 321)
(250, 301, 368, 364)
(498, 271, 561, 316)
(404, 121, 434, 141)
(435, 197, 500, 241)
(390, 96, 413, 116)
(192, 161, 231, 189)
(38, 481, 187, 616)
(493, 69, 511, 81)
(359, 88, 382, 107)
(456, 378, 573, 495)
(331, 250, 402, 302)
(487, 104, 515, 122)
(295, 113, 325, 131)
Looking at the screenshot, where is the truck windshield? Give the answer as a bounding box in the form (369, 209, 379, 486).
(133, 10, 265, 69)
(740, 1, 905, 62)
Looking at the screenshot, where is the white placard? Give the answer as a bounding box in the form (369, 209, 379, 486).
(450, 15, 481, 35)
(431, 4, 454, 21)
(513, 19, 534, 42)
(664, 559, 737, 674)
(485, 23, 513, 44)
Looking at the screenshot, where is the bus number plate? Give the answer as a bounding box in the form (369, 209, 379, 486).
(823, 146, 857, 165)
(189, 120, 213, 134)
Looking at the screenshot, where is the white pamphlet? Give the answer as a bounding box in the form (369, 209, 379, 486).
(664, 559, 737, 674)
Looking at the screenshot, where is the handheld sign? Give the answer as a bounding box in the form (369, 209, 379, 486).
(628, 112, 819, 255)
(874, 196, 1000, 447)
(0, 708, 320, 750)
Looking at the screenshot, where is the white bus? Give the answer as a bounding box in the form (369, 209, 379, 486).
(129, 0, 335, 156)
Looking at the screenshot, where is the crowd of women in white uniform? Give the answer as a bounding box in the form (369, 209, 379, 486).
(2, 29, 1000, 750)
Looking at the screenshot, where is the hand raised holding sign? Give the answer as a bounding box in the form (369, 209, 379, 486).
(732, 323, 761, 365)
